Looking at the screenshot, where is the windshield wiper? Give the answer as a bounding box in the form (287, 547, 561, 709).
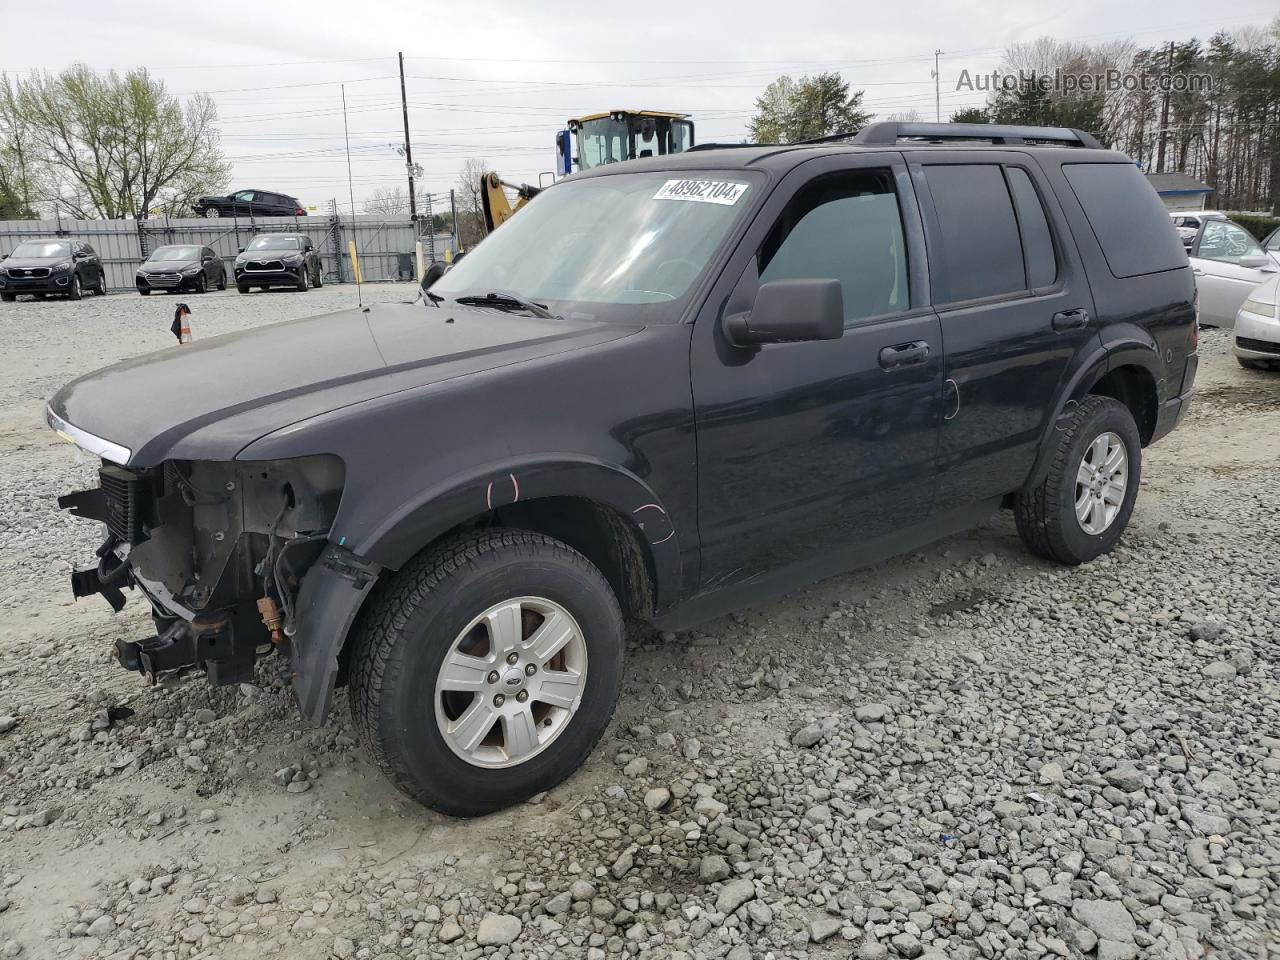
(453, 291, 557, 320)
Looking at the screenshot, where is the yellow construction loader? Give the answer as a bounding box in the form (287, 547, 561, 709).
(479, 110, 694, 234)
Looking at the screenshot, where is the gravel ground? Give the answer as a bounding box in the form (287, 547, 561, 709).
(0, 287, 1276, 960)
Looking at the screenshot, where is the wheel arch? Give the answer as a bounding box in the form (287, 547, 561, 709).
(1021, 330, 1162, 494)
(291, 458, 681, 725)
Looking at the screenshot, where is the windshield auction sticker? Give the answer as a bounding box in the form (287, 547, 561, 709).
(653, 179, 749, 205)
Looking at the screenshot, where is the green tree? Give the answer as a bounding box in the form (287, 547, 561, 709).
(749, 73, 872, 143)
(950, 107, 990, 124)
(0, 75, 41, 218)
(16, 65, 228, 219)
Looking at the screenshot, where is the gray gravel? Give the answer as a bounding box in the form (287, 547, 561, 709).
(0, 291, 1276, 960)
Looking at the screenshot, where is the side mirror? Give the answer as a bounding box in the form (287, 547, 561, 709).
(421, 260, 448, 291)
(237, 247, 245, 254)
(723, 278, 844, 346)
(1239, 255, 1270, 269)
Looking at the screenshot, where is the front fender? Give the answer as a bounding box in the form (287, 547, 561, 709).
(357, 455, 683, 603)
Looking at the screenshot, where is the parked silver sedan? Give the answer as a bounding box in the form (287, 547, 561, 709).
(1234, 273, 1280, 370)
(1189, 219, 1278, 326)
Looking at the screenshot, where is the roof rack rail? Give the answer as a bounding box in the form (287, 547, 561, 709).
(685, 141, 773, 152)
(846, 121, 1102, 149)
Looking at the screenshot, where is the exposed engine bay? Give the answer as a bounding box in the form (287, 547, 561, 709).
(59, 455, 344, 685)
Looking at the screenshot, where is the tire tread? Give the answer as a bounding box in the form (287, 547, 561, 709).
(1014, 395, 1131, 565)
(347, 528, 623, 813)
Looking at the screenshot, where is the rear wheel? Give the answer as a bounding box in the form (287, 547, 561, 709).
(348, 529, 625, 816)
(1014, 395, 1141, 565)
(203, 207, 220, 219)
(216, 271, 227, 291)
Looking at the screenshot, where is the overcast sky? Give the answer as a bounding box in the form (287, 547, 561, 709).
(8, 0, 1277, 216)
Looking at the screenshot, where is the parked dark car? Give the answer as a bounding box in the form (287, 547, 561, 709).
(0, 238, 106, 301)
(135, 245, 227, 296)
(234, 233, 323, 292)
(193, 190, 306, 219)
(46, 122, 1197, 817)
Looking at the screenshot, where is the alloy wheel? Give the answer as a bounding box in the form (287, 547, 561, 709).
(433, 596, 588, 769)
(1075, 431, 1128, 535)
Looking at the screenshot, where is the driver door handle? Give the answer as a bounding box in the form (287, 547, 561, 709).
(878, 340, 930, 370)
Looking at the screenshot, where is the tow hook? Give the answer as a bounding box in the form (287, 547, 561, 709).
(115, 619, 230, 683)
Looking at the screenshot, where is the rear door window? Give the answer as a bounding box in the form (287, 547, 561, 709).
(1062, 163, 1186, 278)
(922, 163, 1025, 303)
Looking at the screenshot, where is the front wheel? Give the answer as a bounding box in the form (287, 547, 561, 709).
(67, 274, 82, 300)
(0, 293, 14, 303)
(194, 273, 207, 294)
(236, 282, 250, 294)
(348, 529, 625, 816)
(1014, 395, 1141, 565)
(296, 268, 309, 292)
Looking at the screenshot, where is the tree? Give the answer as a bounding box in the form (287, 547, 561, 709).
(748, 76, 798, 142)
(0, 75, 43, 218)
(885, 109, 921, 123)
(748, 73, 872, 143)
(455, 158, 490, 249)
(950, 107, 990, 124)
(15, 65, 229, 219)
(364, 186, 411, 217)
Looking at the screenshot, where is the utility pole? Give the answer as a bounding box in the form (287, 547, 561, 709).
(1156, 41, 1173, 174)
(398, 51, 418, 225)
(450, 188, 459, 253)
(932, 50, 943, 122)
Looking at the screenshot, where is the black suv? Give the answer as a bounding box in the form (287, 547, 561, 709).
(1, 238, 106, 301)
(193, 189, 305, 219)
(46, 123, 1196, 816)
(233, 233, 323, 292)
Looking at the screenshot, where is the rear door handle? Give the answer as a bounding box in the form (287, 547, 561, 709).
(878, 340, 930, 370)
(1051, 308, 1090, 331)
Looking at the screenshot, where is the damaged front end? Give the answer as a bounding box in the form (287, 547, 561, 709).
(59, 453, 347, 690)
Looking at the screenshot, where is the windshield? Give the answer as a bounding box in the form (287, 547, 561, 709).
(148, 245, 201, 261)
(577, 118, 629, 170)
(430, 171, 758, 322)
(246, 236, 301, 251)
(10, 240, 69, 259)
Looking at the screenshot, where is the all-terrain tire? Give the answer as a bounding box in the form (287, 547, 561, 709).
(348, 528, 625, 817)
(1014, 395, 1141, 565)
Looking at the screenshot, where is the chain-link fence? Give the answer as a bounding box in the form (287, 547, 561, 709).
(0, 212, 456, 293)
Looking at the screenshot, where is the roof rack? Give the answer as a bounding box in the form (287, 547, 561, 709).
(838, 121, 1102, 149)
(685, 141, 774, 152)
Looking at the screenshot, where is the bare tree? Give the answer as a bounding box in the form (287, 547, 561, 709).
(363, 186, 411, 217)
(455, 158, 490, 249)
(16, 65, 229, 219)
(0, 75, 44, 217)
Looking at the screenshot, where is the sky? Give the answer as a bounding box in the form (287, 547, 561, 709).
(7, 0, 1277, 216)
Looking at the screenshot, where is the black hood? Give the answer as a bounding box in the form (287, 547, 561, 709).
(48, 301, 639, 465)
(138, 258, 199, 272)
(3, 256, 69, 269)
